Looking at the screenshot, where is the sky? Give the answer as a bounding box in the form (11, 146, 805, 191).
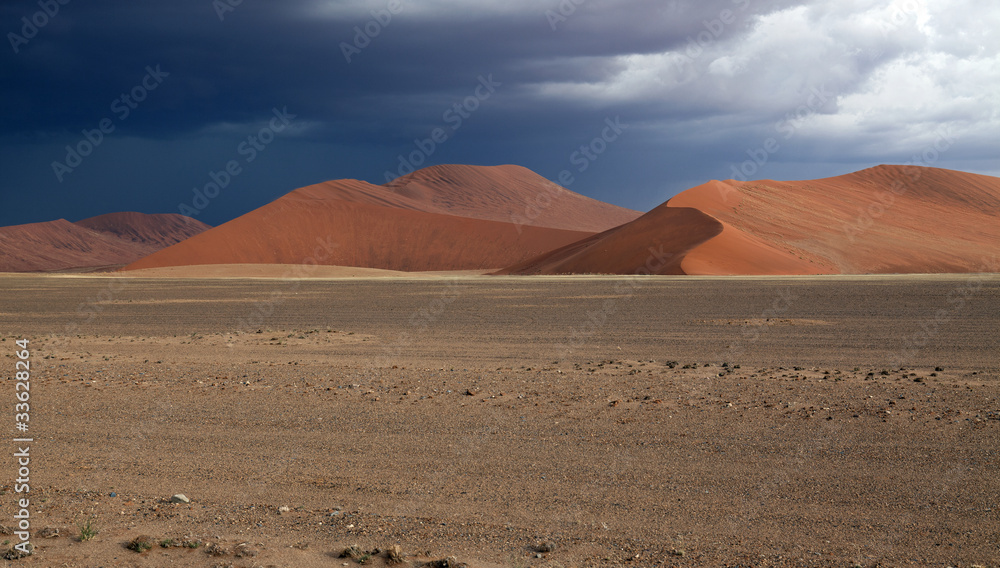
(1, 0, 997, 227)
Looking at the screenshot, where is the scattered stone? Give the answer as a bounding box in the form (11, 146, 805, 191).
(420, 557, 466, 568)
(340, 544, 365, 560)
(233, 542, 257, 558)
(37, 526, 60, 538)
(0, 525, 13, 535)
(127, 535, 156, 553)
(386, 544, 405, 564)
(532, 541, 556, 553)
(668, 548, 685, 557)
(278, 505, 291, 514)
(170, 494, 190, 504)
(204, 542, 228, 556)
(2, 543, 32, 559)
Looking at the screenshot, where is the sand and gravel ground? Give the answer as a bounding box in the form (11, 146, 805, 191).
(0, 274, 997, 567)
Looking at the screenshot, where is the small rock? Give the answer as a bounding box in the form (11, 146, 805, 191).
(386, 544, 405, 564)
(422, 557, 465, 568)
(233, 542, 257, 558)
(278, 506, 290, 514)
(2, 543, 32, 559)
(127, 535, 156, 553)
(204, 542, 228, 557)
(170, 494, 190, 504)
(340, 544, 364, 560)
(533, 541, 556, 553)
(37, 527, 60, 538)
(109, 492, 117, 497)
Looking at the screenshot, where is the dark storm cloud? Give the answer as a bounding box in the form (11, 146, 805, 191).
(1, 0, 997, 227)
(0, 0, 804, 138)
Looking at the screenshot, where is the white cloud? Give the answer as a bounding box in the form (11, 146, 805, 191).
(526, 0, 999, 160)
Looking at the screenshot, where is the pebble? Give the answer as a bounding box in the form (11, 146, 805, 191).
(170, 494, 190, 504)
(38, 527, 59, 538)
(533, 540, 556, 553)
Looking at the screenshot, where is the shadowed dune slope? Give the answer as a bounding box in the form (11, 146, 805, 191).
(124, 165, 634, 272)
(74, 212, 211, 248)
(500, 166, 1000, 275)
(0, 213, 210, 272)
(123, 184, 593, 272)
(495, 207, 724, 275)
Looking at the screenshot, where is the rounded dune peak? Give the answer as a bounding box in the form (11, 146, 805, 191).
(122, 164, 631, 273)
(75, 211, 211, 248)
(501, 165, 1000, 276)
(0, 212, 210, 272)
(383, 163, 641, 233)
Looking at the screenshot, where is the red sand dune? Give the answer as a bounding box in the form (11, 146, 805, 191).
(123, 165, 628, 272)
(0, 213, 209, 272)
(500, 165, 1000, 275)
(75, 212, 211, 249)
(384, 164, 641, 232)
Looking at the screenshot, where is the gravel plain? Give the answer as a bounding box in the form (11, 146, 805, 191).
(0, 273, 997, 567)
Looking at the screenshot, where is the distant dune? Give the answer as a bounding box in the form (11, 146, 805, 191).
(500, 165, 1000, 275)
(383, 164, 640, 232)
(123, 165, 639, 272)
(75, 212, 211, 249)
(119, 264, 490, 279)
(0, 213, 209, 272)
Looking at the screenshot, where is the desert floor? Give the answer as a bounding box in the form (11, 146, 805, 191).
(0, 273, 998, 567)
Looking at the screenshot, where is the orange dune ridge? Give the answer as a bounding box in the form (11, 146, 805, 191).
(0, 213, 210, 272)
(500, 165, 1000, 275)
(384, 164, 641, 232)
(123, 165, 640, 272)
